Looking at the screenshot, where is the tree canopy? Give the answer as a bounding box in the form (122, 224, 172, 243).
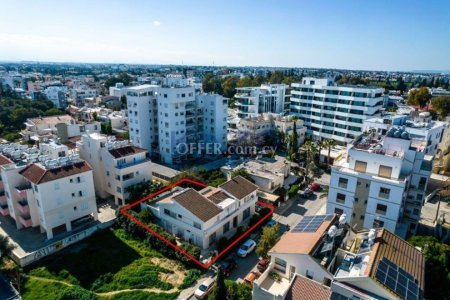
(431, 95, 450, 119)
(407, 87, 431, 108)
(104, 72, 133, 89)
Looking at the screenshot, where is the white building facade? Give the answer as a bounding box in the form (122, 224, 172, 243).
(78, 132, 152, 205)
(290, 77, 384, 144)
(327, 127, 433, 238)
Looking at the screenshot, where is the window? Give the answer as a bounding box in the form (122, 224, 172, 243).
(416, 194, 423, 201)
(274, 257, 287, 272)
(223, 222, 230, 233)
(164, 208, 170, 215)
(72, 192, 75, 197)
(418, 177, 427, 189)
(376, 204, 387, 215)
(243, 207, 250, 219)
(193, 222, 201, 229)
(354, 197, 359, 202)
(373, 219, 384, 228)
(78, 191, 83, 197)
(338, 177, 348, 188)
(306, 269, 314, 280)
(106, 171, 110, 176)
(209, 232, 216, 245)
(378, 165, 392, 178)
(336, 193, 346, 204)
(379, 187, 390, 199)
(116, 187, 122, 193)
(360, 215, 365, 220)
(354, 160, 367, 172)
(77, 176, 81, 183)
(334, 208, 344, 215)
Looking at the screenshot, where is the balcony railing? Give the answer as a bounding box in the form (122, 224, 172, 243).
(17, 200, 30, 214)
(15, 184, 32, 198)
(19, 215, 32, 227)
(115, 158, 151, 169)
(0, 203, 9, 216)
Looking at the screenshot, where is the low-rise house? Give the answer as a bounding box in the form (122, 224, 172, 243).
(253, 214, 425, 300)
(221, 156, 291, 193)
(77, 132, 152, 205)
(144, 176, 258, 249)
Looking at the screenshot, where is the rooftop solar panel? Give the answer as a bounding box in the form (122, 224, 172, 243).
(375, 257, 421, 300)
(291, 215, 333, 233)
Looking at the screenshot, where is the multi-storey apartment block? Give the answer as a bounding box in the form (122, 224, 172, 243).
(326, 127, 433, 238)
(127, 84, 227, 165)
(290, 77, 384, 144)
(144, 176, 258, 249)
(0, 142, 97, 239)
(78, 132, 152, 205)
(235, 84, 290, 119)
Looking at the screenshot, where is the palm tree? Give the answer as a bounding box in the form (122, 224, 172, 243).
(316, 140, 324, 164)
(323, 139, 336, 166)
(302, 141, 318, 184)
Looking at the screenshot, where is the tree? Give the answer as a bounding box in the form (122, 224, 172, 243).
(431, 96, 450, 119)
(120, 95, 127, 109)
(221, 76, 239, 98)
(209, 267, 227, 300)
(323, 139, 336, 166)
(408, 236, 450, 300)
(407, 87, 431, 109)
(292, 121, 299, 148)
(0, 234, 15, 265)
(92, 111, 98, 121)
(256, 223, 280, 259)
(397, 76, 407, 94)
(302, 141, 318, 184)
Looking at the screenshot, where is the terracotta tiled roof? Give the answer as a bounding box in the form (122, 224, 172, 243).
(28, 115, 74, 125)
(270, 215, 337, 255)
(219, 175, 258, 200)
(0, 155, 13, 166)
(207, 190, 229, 204)
(108, 146, 147, 158)
(19, 161, 92, 184)
(285, 274, 331, 300)
(172, 188, 222, 222)
(367, 228, 425, 293)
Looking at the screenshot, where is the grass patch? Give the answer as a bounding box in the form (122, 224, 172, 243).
(103, 291, 179, 300)
(92, 259, 173, 292)
(179, 269, 202, 289)
(25, 229, 183, 293)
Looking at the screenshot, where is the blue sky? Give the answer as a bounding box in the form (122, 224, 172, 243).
(0, 0, 449, 71)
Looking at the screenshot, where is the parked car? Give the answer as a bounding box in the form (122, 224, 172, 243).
(243, 271, 261, 287)
(194, 278, 215, 299)
(264, 219, 276, 228)
(308, 183, 321, 191)
(301, 188, 313, 198)
(257, 259, 269, 272)
(237, 239, 256, 257)
(216, 258, 238, 276)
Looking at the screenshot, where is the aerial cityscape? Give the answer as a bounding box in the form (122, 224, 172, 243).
(0, 1, 450, 300)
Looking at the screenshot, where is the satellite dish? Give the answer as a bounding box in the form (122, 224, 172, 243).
(368, 228, 376, 245)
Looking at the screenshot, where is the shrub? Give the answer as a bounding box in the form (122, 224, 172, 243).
(179, 269, 202, 289)
(288, 184, 299, 198)
(57, 286, 97, 300)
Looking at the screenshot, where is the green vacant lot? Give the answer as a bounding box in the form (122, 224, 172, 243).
(21, 228, 200, 300)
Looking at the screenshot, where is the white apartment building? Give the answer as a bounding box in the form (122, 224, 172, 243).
(71, 86, 97, 107)
(144, 176, 258, 249)
(236, 113, 306, 147)
(0, 142, 97, 239)
(43, 86, 68, 109)
(326, 127, 433, 238)
(363, 112, 448, 156)
(109, 82, 128, 98)
(127, 85, 227, 165)
(235, 84, 290, 119)
(77, 132, 152, 205)
(290, 77, 384, 144)
(253, 214, 425, 300)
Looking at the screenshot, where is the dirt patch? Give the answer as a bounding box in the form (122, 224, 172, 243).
(151, 257, 186, 287)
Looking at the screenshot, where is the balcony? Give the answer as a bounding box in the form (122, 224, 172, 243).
(115, 157, 151, 169)
(254, 264, 291, 299)
(0, 203, 9, 216)
(15, 183, 32, 198)
(17, 199, 30, 214)
(19, 215, 32, 228)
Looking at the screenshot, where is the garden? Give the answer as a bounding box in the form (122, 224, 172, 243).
(19, 227, 202, 300)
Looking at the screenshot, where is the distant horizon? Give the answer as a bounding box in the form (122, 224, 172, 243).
(2, 59, 450, 75)
(1, 1, 450, 72)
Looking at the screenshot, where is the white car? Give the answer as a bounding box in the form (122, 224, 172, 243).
(236, 239, 256, 257)
(194, 277, 215, 299)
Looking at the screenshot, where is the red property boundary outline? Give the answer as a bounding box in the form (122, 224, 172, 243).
(119, 178, 274, 269)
